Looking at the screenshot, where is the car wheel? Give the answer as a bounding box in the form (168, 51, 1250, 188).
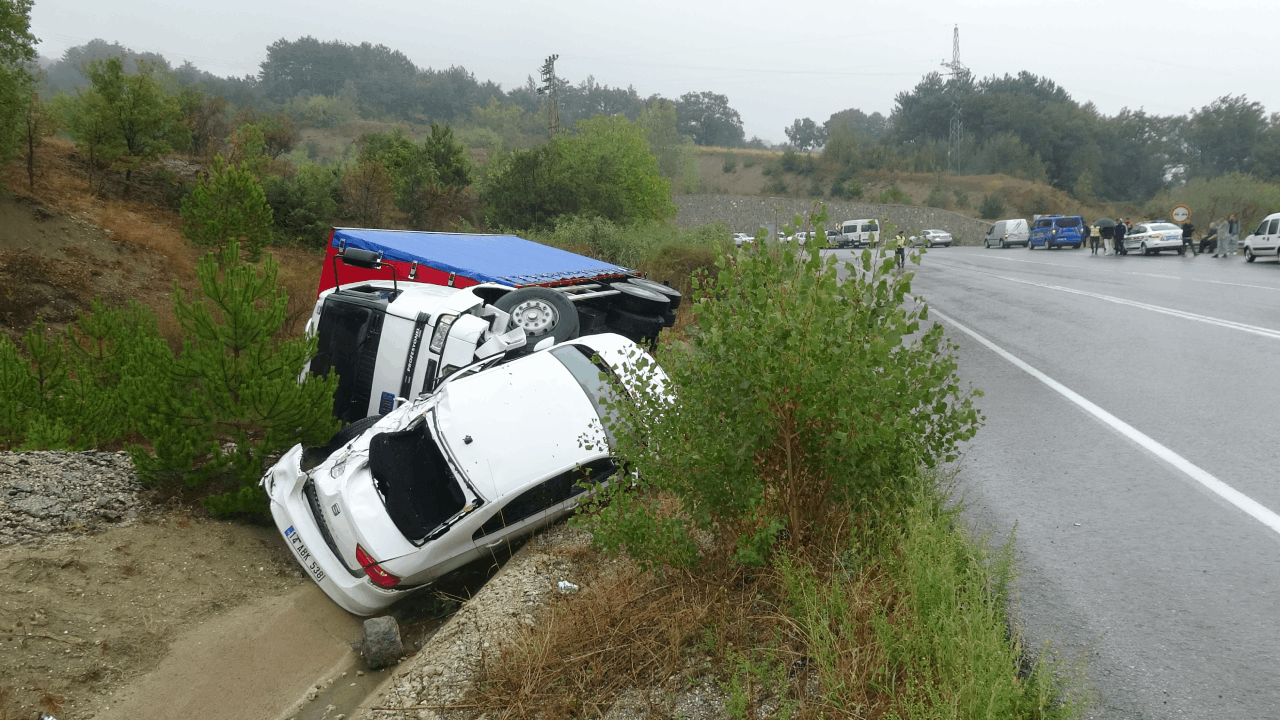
(494, 287, 580, 345)
(302, 415, 382, 471)
(1000, 240, 1007, 249)
(1246, 247, 1256, 263)
(1141, 242, 1150, 256)
(984, 239, 990, 248)
(627, 277, 683, 309)
(1178, 246, 1187, 256)
(606, 307, 664, 341)
(609, 282, 670, 315)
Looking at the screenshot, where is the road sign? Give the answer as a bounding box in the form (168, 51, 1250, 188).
(1172, 205, 1191, 223)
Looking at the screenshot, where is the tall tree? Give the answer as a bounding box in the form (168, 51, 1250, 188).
(674, 91, 744, 147)
(180, 155, 274, 259)
(70, 57, 187, 190)
(1182, 95, 1268, 179)
(784, 117, 825, 151)
(0, 0, 37, 187)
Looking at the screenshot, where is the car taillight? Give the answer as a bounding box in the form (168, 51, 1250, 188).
(355, 544, 401, 589)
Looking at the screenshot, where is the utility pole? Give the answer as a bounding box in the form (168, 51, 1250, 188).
(939, 25, 968, 173)
(537, 54, 560, 139)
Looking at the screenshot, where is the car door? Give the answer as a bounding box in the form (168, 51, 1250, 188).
(1264, 217, 1280, 257)
(470, 478, 553, 558)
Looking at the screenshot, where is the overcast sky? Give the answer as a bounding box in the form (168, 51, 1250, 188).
(28, 0, 1280, 143)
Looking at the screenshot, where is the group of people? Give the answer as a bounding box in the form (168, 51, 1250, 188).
(1086, 219, 1129, 255)
(1087, 215, 1242, 257)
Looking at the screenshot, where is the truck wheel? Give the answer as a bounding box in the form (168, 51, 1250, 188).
(606, 307, 664, 341)
(494, 287, 580, 345)
(609, 282, 670, 315)
(302, 415, 382, 471)
(627, 277, 683, 309)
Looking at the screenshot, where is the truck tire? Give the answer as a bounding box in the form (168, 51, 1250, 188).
(606, 307, 664, 341)
(627, 277, 683, 309)
(494, 287, 580, 345)
(609, 282, 670, 315)
(661, 309, 677, 327)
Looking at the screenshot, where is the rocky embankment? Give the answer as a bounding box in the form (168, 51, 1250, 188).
(0, 450, 143, 545)
(674, 193, 992, 244)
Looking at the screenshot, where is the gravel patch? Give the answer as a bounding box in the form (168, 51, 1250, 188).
(0, 450, 145, 546)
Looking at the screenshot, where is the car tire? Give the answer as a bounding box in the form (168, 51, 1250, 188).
(984, 239, 990, 248)
(494, 287, 580, 345)
(302, 415, 382, 471)
(1141, 242, 1150, 256)
(1246, 247, 1256, 263)
(609, 282, 670, 315)
(1178, 246, 1187, 256)
(606, 307, 664, 340)
(627, 277, 683, 309)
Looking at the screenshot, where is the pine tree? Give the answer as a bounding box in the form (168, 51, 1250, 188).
(128, 239, 339, 514)
(181, 155, 274, 260)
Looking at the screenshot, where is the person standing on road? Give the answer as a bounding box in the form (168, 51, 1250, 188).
(1113, 219, 1127, 255)
(1182, 221, 1196, 256)
(894, 230, 908, 269)
(1089, 223, 1102, 254)
(1216, 216, 1240, 258)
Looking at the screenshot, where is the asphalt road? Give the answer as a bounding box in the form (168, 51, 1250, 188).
(832, 244, 1280, 719)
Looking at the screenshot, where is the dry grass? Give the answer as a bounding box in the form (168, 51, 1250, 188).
(466, 536, 906, 720)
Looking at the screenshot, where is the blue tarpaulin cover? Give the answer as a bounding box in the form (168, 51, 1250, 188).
(331, 228, 634, 287)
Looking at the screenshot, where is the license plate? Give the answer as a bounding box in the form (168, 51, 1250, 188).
(284, 526, 327, 582)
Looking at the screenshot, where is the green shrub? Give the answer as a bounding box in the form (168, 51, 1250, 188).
(926, 183, 951, 209)
(127, 238, 339, 514)
(979, 192, 1005, 220)
(761, 161, 781, 177)
(953, 187, 970, 209)
(722, 154, 737, 173)
(877, 183, 912, 204)
(764, 178, 788, 195)
(807, 179, 824, 197)
(742, 155, 758, 169)
(262, 163, 341, 248)
(577, 209, 982, 566)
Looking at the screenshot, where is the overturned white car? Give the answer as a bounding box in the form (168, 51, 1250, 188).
(264, 332, 663, 615)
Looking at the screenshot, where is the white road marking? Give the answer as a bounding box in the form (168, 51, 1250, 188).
(931, 308, 1280, 538)
(933, 261, 1280, 340)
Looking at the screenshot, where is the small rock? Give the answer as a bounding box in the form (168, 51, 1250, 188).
(358, 616, 403, 670)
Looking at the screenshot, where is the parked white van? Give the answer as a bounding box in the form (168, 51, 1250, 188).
(983, 218, 1030, 249)
(836, 219, 880, 249)
(1243, 212, 1280, 262)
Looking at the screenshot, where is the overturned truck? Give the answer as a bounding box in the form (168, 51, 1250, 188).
(306, 228, 681, 422)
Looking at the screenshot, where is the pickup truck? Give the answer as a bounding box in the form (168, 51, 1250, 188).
(306, 228, 681, 422)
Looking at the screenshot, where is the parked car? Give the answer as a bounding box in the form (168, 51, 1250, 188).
(916, 229, 953, 247)
(1028, 216, 1085, 250)
(983, 218, 1030, 248)
(264, 332, 666, 615)
(1243, 213, 1280, 262)
(732, 232, 754, 247)
(1120, 222, 1185, 255)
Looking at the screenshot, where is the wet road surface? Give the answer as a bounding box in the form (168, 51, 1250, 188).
(834, 245, 1280, 719)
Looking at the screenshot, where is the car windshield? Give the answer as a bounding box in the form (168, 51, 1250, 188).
(550, 345, 623, 444)
(1149, 223, 1180, 232)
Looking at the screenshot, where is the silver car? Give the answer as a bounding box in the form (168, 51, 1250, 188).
(1121, 222, 1184, 255)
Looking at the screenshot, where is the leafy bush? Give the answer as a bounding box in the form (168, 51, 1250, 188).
(761, 161, 781, 177)
(722, 154, 737, 173)
(1027, 191, 1051, 216)
(262, 163, 341, 248)
(877, 183, 912, 204)
(742, 155, 758, 169)
(578, 211, 982, 566)
(979, 192, 1005, 220)
(953, 187, 970, 208)
(764, 178, 788, 195)
(925, 183, 951, 209)
(807, 179, 824, 197)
